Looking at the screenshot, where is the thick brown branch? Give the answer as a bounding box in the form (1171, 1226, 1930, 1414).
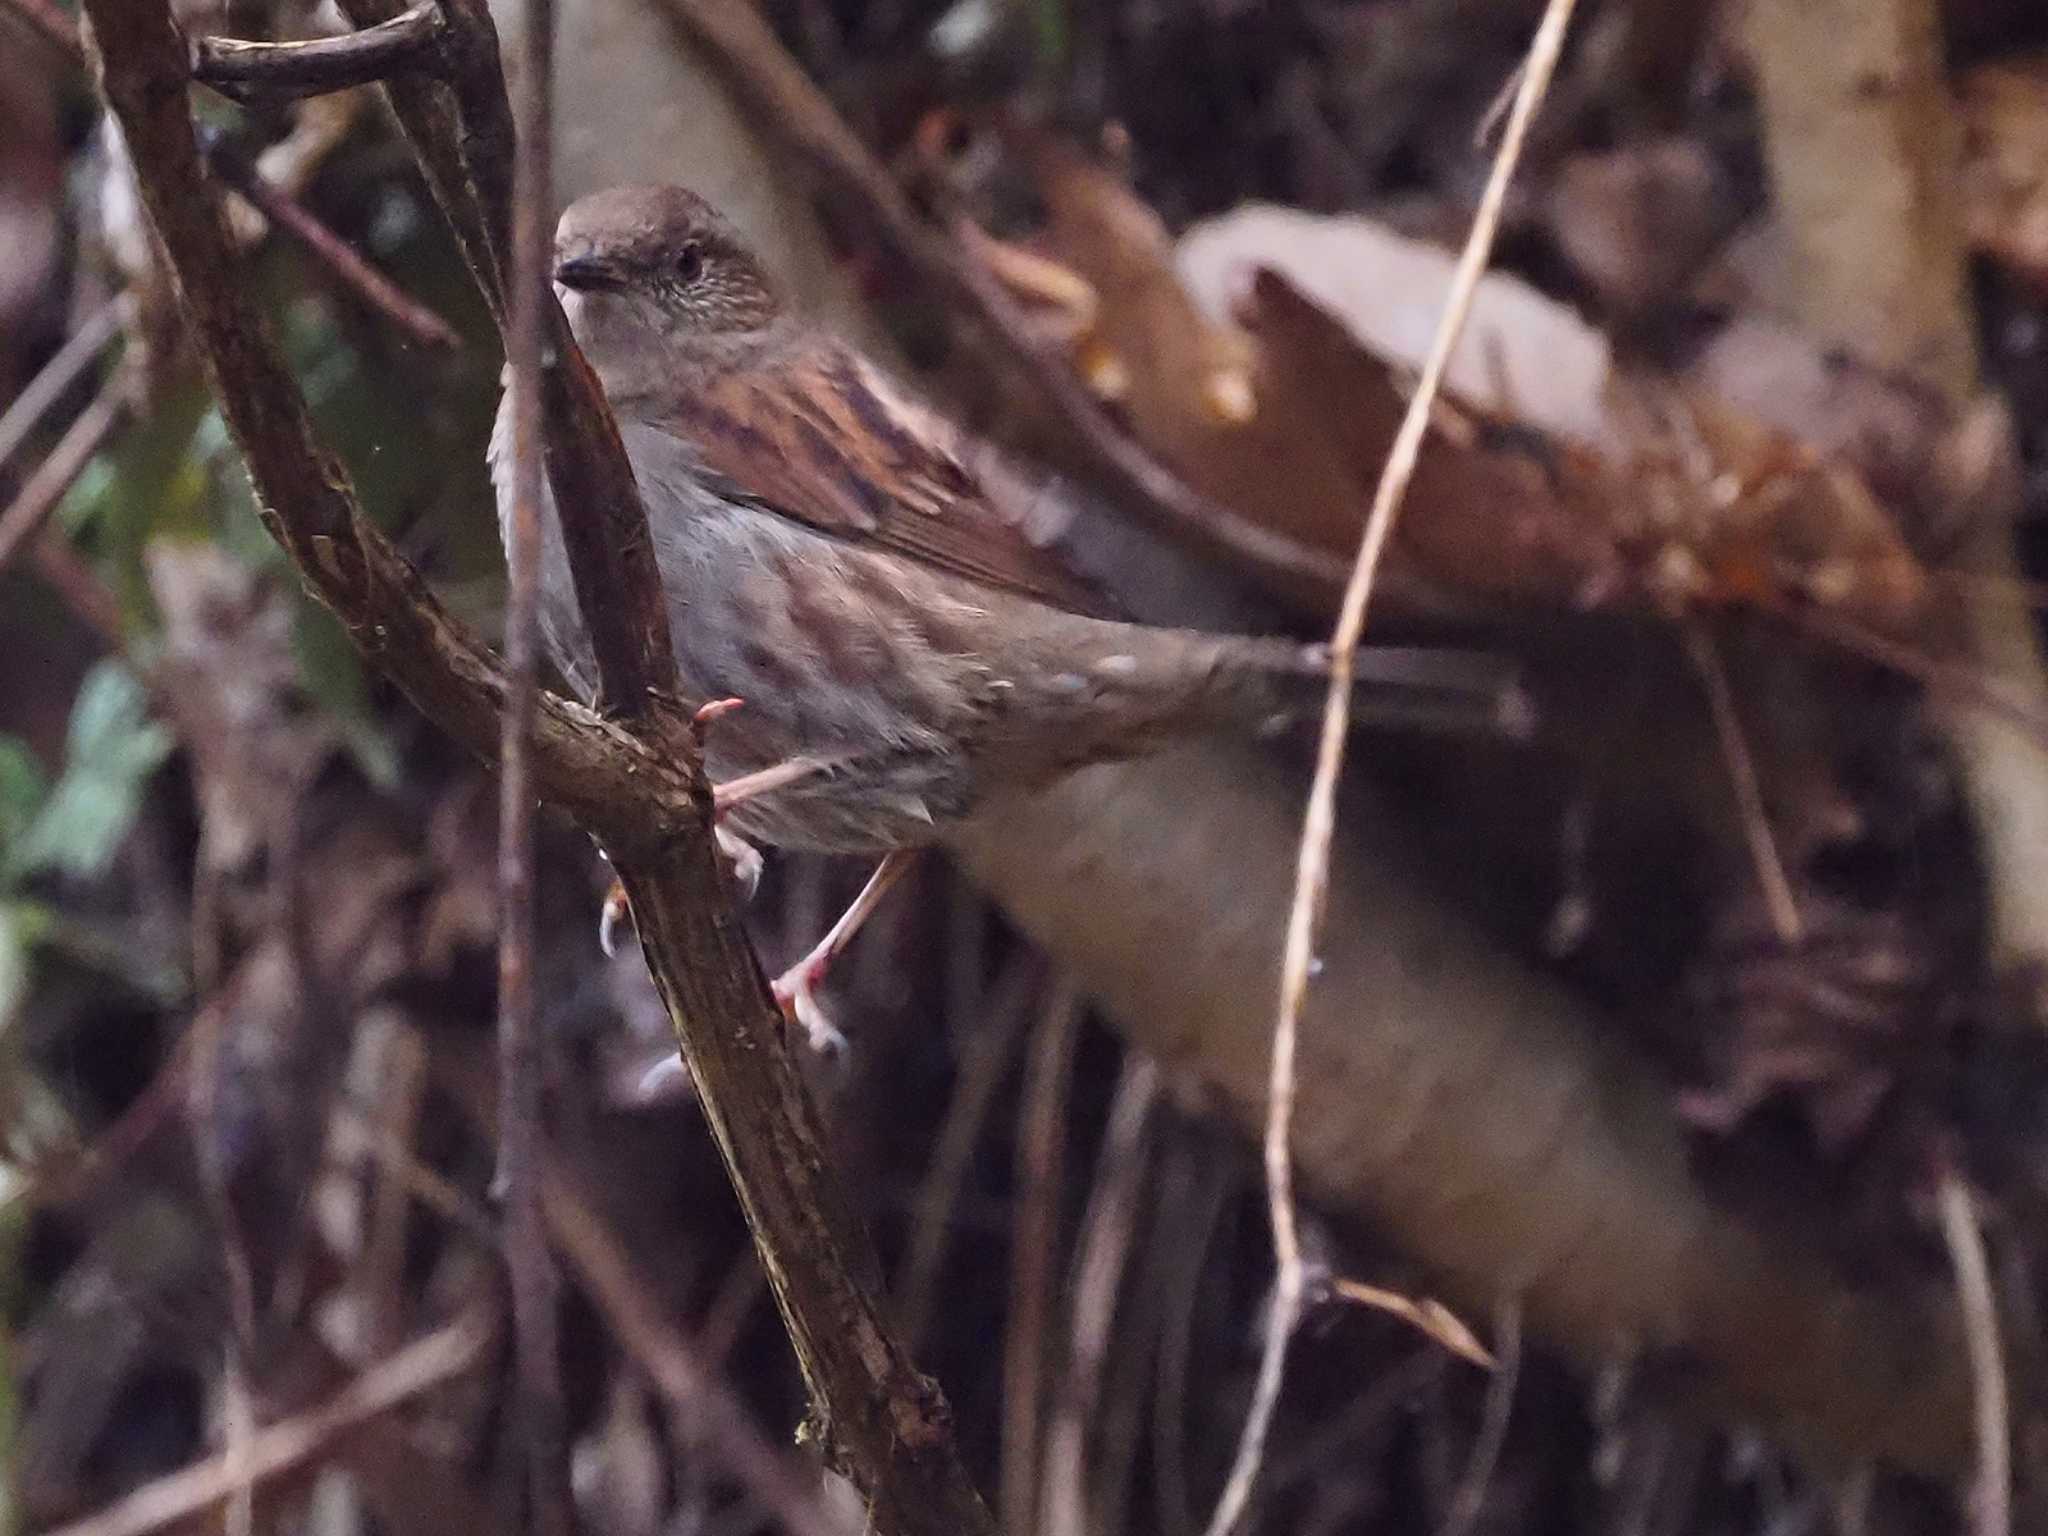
(614, 860, 995, 1534)
(190, 3, 445, 99)
(327, 0, 510, 322)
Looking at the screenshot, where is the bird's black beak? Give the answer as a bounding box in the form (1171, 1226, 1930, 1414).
(553, 254, 625, 292)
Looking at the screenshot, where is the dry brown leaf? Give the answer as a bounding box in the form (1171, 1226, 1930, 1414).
(1008, 129, 1264, 447)
(945, 137, 1942, 640)
(1601, 376, 1931, 631)
(1177, 203, 1617, 447)
(1179, 202, 1940, 637)
(960, 140, 1622, 611)
(1232, 267, 1625, 607)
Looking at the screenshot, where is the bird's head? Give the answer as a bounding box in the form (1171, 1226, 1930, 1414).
(551, 186, 785, 401)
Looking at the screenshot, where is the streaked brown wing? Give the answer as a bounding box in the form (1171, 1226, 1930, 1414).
(663, 341, 1120, 620)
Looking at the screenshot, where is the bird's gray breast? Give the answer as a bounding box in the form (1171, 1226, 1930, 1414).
(490, 396, 1003, 851)
(618, 417, 991, 735)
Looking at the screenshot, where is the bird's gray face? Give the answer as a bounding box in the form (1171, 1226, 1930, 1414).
(550, 186, 783, 403)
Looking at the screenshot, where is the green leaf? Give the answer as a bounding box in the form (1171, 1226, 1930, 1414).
(3, 663, 171, 883)
(0, 900, 54, 1034)
(65, 660, 163, 769)
(0, 742, 49, 867)
(0, 904, 30, 1032)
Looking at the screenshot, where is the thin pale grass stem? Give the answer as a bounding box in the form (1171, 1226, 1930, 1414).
(1042, 1056, 1160, 1536)
(0, 362, 134, 575)
(1326, 1278, 1495, 1368)
(498, 0, 571, 1529)
(0, 292, 128, 470)
(1436, 1296, 1521, 1536)
(1200, 2, 1579, 1532)
(1935, 1170, 2009, 1536)
(897, 954, 1041, 1350)
(1004, 982, 1083, 1536)
(38, 1311, 492, 1536)
(1681, 623, 1805, 945)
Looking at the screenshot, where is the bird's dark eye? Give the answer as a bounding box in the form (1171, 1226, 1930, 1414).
(674, 242, 706, 284)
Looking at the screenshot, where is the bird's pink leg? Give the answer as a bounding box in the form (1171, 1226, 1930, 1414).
(633, 850, 918, 1100)
(609, 698, 921, 1056)
(599, 698, 843, 972)
(771, 850, 917, 1054)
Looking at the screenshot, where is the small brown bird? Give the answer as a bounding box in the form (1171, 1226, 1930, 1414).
(492, 186, 1520, 1035)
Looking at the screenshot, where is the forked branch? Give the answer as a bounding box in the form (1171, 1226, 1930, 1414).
(80, 3, 995, 1532)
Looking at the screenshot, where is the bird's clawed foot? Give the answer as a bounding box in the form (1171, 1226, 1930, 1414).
(691, 695, 746, 748)
(596, 822, 764, 958)
(599, 877, 633, 958)
(767, 851, 916, 1059)
(772, 952, 847, 1059)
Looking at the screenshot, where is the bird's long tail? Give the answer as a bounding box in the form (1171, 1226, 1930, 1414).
(1230, 635, 1535, 739)
(1030, 624, 1533, 768)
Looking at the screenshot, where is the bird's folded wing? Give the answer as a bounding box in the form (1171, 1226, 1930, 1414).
(661, 340, 1122, 620)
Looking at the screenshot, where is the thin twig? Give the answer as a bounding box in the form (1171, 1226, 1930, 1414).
(38, 1310, 493, 1536)
(1201, 5, 1579, 1534)
(0, 292, 129, 471)
(1436, 1297, 1521, 1536)
(221, 1353, 256, 1536)
(1041, 1056, 1159, 1536)
(496, 0, 571, 1526)
(332, 1101, 500, 1248)
(1783, 602, 2048, 750)
(1153, 1146, 1234, 1536)
(201, 138, 463, 349)
(343, 1021, 435, 1353)
(1326, 1277, 1494, 1369)
(1003, 982, 1082, 1536)
(898, 954, 1042, 1352)
(190, 2, 446, 97)
(1935, 1170, 2010, 1536)
(0, 1030, 191, 1219)
(18, 0, 461, 351)
(1682, 623, 1805, 946)
(30, 534, 125, 643)
(0, 362, 133, 576)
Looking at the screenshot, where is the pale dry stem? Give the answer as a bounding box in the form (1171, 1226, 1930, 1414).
(38, 1311, 493, 1536)
(1437, 1297, 1521, 1536)
(1682, 623, 1805, 946)
(1327, 1278, 1494, 1369)
(1200, 2, 1580, 1532)
(1935, 1171, 2010, 1536)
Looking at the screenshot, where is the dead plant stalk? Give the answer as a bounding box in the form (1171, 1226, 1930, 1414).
(497, 0, 572, 1528)
(1202, 1, 1580, 1532)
